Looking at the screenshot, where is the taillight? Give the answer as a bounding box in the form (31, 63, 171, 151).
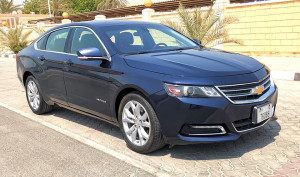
(15, 54, 18, 59)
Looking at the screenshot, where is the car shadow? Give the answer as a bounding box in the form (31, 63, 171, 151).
(42, 107, 123, 140)
(43, 107, 281, 160)
(150, 119, 281, 160)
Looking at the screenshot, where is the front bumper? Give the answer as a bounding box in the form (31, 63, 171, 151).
(151, 85, 278, 145)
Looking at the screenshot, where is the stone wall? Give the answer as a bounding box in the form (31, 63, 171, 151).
(115, 0, 300, 57)
(224, 0, 300, 57)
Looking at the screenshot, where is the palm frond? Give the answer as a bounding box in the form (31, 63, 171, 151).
(0, 27, 33, 54)
(0, 0, 19, 13)
(97, 0, 128, 10)
(162, 2, 242, 47)
(32, 27, 46, 35)
(21, 30, 33, 43)
(40, 0, 70, 16)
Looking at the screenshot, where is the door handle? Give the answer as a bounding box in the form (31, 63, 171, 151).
(64, 59, 73, 66)
(38, 55, 45, 61)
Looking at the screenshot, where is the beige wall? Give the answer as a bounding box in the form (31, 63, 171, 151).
(0, 14, 49, 27)
(224, 0, 300, 57)
(152, 13, 180, 23)
(2, 0, 300, 57)
(122, 0, 300, 57)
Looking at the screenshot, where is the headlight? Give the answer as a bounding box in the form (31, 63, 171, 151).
(164, 83, 221, 98)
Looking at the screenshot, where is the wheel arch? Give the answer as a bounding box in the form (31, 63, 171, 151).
(23, 71, 34, 86)
(114, 85, 155, 121)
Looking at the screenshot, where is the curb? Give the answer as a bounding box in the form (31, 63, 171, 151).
(271, 71, 300, 81)
(1, 54, 16, 59)
(1, 54, 299, 81)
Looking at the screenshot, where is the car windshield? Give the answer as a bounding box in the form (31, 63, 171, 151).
(102, 24, 199, 55)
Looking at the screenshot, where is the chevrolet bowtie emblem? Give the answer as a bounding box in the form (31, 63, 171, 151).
(252, 86, 264, 95)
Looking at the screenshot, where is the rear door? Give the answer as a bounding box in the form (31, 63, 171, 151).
(36, 28, 71, 105)
(63, 27, 112, 120)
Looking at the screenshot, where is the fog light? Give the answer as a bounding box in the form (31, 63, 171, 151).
(181, 125, 226, 136)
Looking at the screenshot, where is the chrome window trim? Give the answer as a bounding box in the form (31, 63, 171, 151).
(34, 26, 112, 61)
(215, 75, 276, 104)
(78, 56, 109, 61)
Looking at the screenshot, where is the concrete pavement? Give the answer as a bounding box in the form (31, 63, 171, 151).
(254, 57, 300, 73)
(1, 57, 300, 176)
(254, 57, 300, 81)
(0, 106, 153, 177)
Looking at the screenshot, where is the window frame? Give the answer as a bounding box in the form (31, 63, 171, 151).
(36, 34, 49, 50)
(45, 28, 71, 53)
(67, 27, 108, 58)
(34, 26, 111, 61)
(102, 24, 199, 55)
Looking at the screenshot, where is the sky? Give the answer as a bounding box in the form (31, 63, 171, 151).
(13, 0, 142, 5)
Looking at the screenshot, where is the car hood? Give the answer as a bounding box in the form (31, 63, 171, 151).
(124, 48, 264, 77)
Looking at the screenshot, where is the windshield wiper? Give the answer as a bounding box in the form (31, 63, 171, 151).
(169, 48, 186, 51)
(168, 47, 199, 52)
(125, 51, 153, 56)
(125, 47, 199, 56)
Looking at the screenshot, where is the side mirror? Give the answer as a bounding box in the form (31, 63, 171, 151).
(193, 39, 201, 46)
(77, 47, 108, 61)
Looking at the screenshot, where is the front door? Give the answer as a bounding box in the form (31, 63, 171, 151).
(63, 27, 112, 120)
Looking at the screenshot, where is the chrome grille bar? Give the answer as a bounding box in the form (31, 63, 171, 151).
(215, 76, 275, 104)
(222, 88, 252, 93)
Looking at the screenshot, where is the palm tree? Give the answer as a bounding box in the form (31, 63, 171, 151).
(40, 0, 70, 17)
(0, 0, 19, 14)
(32, 26, 45, 35)
(163, 4, 242, 47)
(97, 0, 128, 10)
(0, 27, 33, 54)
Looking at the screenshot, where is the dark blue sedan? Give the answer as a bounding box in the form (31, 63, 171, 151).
(17, 21, 278, 153)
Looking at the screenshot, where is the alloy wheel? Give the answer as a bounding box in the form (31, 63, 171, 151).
(27, 80, 40, 110)
(122, 100, 151, 146)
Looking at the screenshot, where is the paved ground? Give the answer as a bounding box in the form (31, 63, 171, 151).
(254, 57, 300, 72)
(1, 58, 300, 176)
(0, 106, 153, 177)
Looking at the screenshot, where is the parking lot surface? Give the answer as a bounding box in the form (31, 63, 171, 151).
(1, 58, 300, 176)
(0, 106, 153, 177)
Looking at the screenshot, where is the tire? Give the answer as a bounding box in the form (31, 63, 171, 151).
(25, 76, 53, 115)
(118, 92, 165, 153)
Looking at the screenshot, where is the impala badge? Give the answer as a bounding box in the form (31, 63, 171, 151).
(96, 98, 106, 103)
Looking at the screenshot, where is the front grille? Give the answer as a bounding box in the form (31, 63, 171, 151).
(233, 118, 268, 132)
(216, 76, 272, 104)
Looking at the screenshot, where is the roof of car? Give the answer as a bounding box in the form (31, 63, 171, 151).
(55, 20, 161, 29)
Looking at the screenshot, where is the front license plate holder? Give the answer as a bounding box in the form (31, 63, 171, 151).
(252, 102, 272, 124)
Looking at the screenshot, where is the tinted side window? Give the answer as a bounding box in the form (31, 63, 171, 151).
(70, 28, 106, 56)
(46, 28, 70, 52)
(37, 35, 47, 50)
